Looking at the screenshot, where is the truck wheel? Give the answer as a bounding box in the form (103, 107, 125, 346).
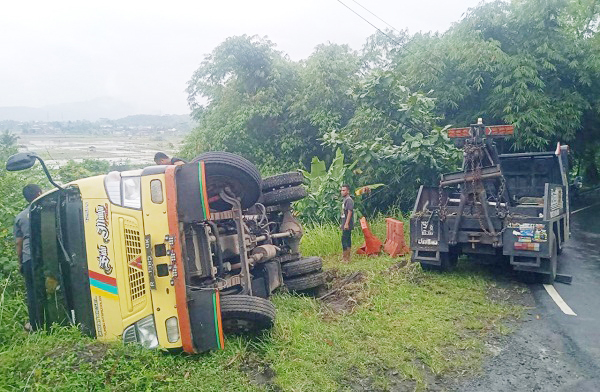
(282, 256, 323, 278)
(541, 235, 558, 284)
(219, 295, 276, 334)
(261, 186, 307, 207)
(192, 151, 262, 211)
(274, 253, 301, 264)
(420, 252, 457, 272)
(284, 271, 325, 292)
(262, 171, 304, 192)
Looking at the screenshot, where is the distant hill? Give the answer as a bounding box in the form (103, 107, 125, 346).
(0, 97, 186, 122)
(111, 114, 193, 129)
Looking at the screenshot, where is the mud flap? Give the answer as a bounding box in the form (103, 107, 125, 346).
(412, 249, 442, 266)
(187, 289, 225, 352)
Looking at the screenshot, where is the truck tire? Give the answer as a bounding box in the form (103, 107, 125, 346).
(284, 271, 326, 292)
(420, 252, 458, 272)
(541, 235, 558, 284)
(274, 253, 301, 264)
(282, 256, 323, 278)
(261, 186, 307, 207)
(219, 295, 276, 334)
(192, 151, 262, 211)
(262, 171, 304, 192)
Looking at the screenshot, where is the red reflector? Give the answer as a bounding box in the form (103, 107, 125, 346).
(447, 127, 471, 138)
(486, 125, 514, 136)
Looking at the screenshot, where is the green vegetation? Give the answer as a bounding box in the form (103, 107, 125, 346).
(0, 216, 523, 391)
(295, 148, 383, 223)
(183, 0, 600, 210)
(0, 132, 42, 275)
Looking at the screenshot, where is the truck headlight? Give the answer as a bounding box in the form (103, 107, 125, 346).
(122, 315, 159, 349)
(165, 316, 180, 343)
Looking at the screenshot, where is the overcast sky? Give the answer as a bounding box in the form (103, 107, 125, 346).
(0, 0, 481, 116)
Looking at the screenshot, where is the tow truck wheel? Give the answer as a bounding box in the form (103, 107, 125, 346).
(282, 256, 323, 278)
(192, 151, 262, 211)
(219, 295, 276, 334)
(541, 235, 558, 284)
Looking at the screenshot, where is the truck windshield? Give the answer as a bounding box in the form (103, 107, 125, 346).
(29, 187, 95, 336)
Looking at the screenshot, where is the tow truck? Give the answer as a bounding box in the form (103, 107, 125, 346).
(410, 119, 570, 283)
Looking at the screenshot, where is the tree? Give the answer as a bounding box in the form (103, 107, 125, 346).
(0, 130, 18, 161)
(183, 35, 301, 168)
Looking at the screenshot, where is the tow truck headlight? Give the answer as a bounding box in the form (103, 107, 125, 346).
(165, 317, 180, 343)
(122, 315, 159, 349)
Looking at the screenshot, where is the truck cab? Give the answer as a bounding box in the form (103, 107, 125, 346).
(8, 152, 322, 353)
(27, 165, 225, 352)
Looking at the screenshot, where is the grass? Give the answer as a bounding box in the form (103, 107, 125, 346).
(0, 215, 524, 391)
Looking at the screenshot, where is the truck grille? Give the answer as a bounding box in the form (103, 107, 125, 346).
(123, 220, 146, 304)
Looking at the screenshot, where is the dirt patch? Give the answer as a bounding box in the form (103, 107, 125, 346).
(240, 353, 280, 391)
(319, 269, 368, 316)
(72, 343, 109, 368)
(341, 365, 426, 392)
(486, 280, 532, 307)
(388, 259, 424, 284)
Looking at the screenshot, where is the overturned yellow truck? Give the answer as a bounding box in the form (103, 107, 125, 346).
(7, 152, 324, 353)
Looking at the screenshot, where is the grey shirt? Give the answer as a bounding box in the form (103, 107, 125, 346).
(341, 196, 354, 230)
(14, 205, 32, 263)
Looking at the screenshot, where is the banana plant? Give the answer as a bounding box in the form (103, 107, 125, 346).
(295, 148, 383, 223)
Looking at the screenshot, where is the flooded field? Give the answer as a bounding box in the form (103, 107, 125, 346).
(18, 133, 184, 168)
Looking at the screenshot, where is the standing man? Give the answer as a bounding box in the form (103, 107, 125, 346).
(340, 184, 354, 263)
(14, 184, 42, 330)
(154, 152, 186, 166)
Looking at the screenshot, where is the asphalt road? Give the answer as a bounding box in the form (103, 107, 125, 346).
(456, 203, 600, 392)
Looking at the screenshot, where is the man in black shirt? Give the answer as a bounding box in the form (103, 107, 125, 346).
(340, 184, 354, 263)
(154, 152, 186, 166)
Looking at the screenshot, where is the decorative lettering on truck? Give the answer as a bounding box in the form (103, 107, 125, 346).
(97, 245, 113, 275)
(421, 221, 434, 236)
(549, 188, 563, 218)
(95, 204, 110, 243)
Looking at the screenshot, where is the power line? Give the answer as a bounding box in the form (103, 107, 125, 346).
(348, 0, 403, 35)
(334, 0, 403, 46)
(333, 0, 445, 75)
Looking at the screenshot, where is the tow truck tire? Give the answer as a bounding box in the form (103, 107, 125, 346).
(219, 295, 276, 334)
(192, 151, 262, 211)
(420, 252, 458, 272)
(284, 271, 326, 292)
(261, 186, 307, 207)
(541, 235, 558, 284)
(262, 171, 304, 192)
(282, 256, 323, 278)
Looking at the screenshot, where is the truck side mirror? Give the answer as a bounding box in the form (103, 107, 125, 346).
(5, 152, 63, 190)
(6, 152, 38, 171)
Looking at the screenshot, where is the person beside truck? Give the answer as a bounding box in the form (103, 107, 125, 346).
(340, 184, 354, 263)
(153, 152, 186, 166)
(14, 184, 43, 330)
